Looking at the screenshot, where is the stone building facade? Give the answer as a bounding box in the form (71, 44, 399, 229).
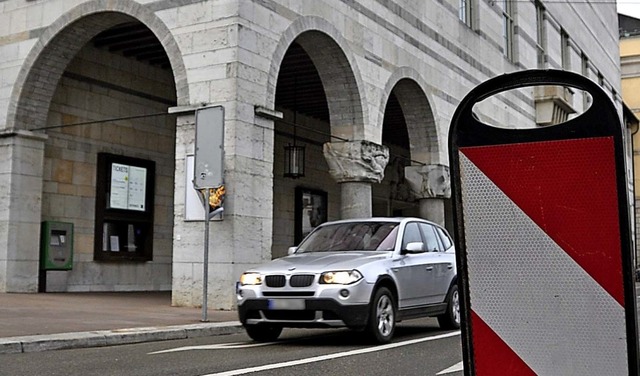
(0, 0, 623, 309)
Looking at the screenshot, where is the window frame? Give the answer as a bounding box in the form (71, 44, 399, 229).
(94, 153, 156, 262)
(560, 29, 570, 70)
(535, 0, 547, 68)
(502, 0, 515, 61)
(459, 0, 471, 27)
(581, 53, 592, 109)
(294, 187, 328, 245)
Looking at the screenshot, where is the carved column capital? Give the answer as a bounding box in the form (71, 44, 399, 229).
(405, 164, 451, 199)
(323, 141, 389, 183)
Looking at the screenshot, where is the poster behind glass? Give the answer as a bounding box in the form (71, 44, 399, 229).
(109, 163, 147, 211)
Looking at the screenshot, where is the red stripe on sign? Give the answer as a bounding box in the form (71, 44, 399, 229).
(461, 137, 624, 305)
(471, 311, 536, 375)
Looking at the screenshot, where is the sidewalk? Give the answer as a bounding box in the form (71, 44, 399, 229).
(0, 291, 243, 354)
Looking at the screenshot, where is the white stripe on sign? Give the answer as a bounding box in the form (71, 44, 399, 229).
(200, 331, 460, 376)
(460, 154, 627, 375)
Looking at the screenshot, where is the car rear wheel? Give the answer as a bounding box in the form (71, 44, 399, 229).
(367, 287, 396, 343)
(437, 284, 461, 330)
(244, 324, 282, 342)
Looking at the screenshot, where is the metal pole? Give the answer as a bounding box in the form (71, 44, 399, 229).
(202, 188, 210, 322)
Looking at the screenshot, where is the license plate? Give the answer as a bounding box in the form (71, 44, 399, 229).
(267, 299, 305, 310)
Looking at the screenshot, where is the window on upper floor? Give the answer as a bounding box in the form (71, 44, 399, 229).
(561, 29, 570, 70)
(581, 53, 593, 109)
(536, 1, 547, 68)
(502, 0, 515, 61)
(581, 53, 589, 77)
(459, 0, 475, 28)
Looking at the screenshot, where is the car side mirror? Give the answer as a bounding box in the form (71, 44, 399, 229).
(403, 242, 424, 254)
(287, 246, 298, 255)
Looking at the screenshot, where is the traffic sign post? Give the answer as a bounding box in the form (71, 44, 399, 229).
(194, 106, 225, 322)
(449, 70, 639, 375)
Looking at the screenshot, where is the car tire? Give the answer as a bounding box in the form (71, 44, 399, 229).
(437, 284, 461, 330)
(367, 287, 396, 344)
(244, 324, 283, 342)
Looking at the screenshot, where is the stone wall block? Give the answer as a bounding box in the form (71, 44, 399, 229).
(0, 260, 7, 291)
(189, 64, 227, 83)
(171, 262, 196, 307)
(231, 215, 270, 264)
(0, 175, 11, 222)
(0, 222, 8, 260)
(6, 260, 38, 291)
(176, 1, 215, 26)
(204, 262, 235, 309)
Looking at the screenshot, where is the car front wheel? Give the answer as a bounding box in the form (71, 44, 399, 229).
(367, 287, 396, 343)
(437, 284, 461, 330)
(244, 324, 283, 342)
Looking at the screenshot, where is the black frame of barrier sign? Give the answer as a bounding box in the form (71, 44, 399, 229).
(448, 69, 638, 375)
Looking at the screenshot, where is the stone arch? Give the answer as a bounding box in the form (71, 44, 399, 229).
(5, 0, 188, 131)
(265, 16, 366, 140)
(380, 68, 441, 165)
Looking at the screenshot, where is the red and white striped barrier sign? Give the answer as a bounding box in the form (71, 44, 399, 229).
(450, 70, 638, 375)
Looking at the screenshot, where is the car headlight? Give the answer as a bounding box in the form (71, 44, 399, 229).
(239, 272, 263, 286)
(320, 270, 363, 285)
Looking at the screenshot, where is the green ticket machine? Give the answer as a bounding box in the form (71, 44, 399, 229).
(40, 221, 74, 271)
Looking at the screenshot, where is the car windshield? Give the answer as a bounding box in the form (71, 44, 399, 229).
(297, 222, 399, 253)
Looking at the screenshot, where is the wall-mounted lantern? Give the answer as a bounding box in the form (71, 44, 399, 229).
(284, 76, 305, 178)
(284, 141, 305, 178)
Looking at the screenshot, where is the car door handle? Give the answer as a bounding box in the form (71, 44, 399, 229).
(447, 264, 453, 269)
(426, 266, 434, 271)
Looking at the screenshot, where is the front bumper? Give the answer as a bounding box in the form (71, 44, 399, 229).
(237, 298, 370, 329)
(236, 278, 374, 329)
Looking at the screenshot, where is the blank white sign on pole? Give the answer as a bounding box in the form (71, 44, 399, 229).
(185, 155, 205, 221)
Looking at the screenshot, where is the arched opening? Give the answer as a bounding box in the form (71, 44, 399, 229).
(31, 17, 177, 292)
(271, 41, 333, 259)
(376, 78, 444, 222)
(270, 30, 364, 258)
(375, 90, 415, 217)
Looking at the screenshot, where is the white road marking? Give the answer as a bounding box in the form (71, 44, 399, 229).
(437, 361, 464, 375)
(200, 331, 461, 376)
(149, 341, 276, 354)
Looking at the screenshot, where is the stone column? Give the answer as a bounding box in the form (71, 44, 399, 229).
(0, 130, 47, 292)
(405, 164, 451, 226)
(323, 141, 389, 219)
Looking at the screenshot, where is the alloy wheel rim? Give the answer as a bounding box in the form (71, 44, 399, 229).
(377, 295, 394, 336)
(452, 290, 460, 324)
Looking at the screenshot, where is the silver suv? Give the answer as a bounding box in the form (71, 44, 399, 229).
(236, 217, 459, 343)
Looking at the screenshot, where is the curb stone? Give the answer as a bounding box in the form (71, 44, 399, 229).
(0, 322, 244, 354)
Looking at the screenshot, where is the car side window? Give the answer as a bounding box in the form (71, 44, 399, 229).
(401, 222, 423, 251)
(419, 224, 442, 252)
(436, 227, 453, 250)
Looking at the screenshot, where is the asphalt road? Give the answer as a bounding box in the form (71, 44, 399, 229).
(0, 318, 462, 376)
